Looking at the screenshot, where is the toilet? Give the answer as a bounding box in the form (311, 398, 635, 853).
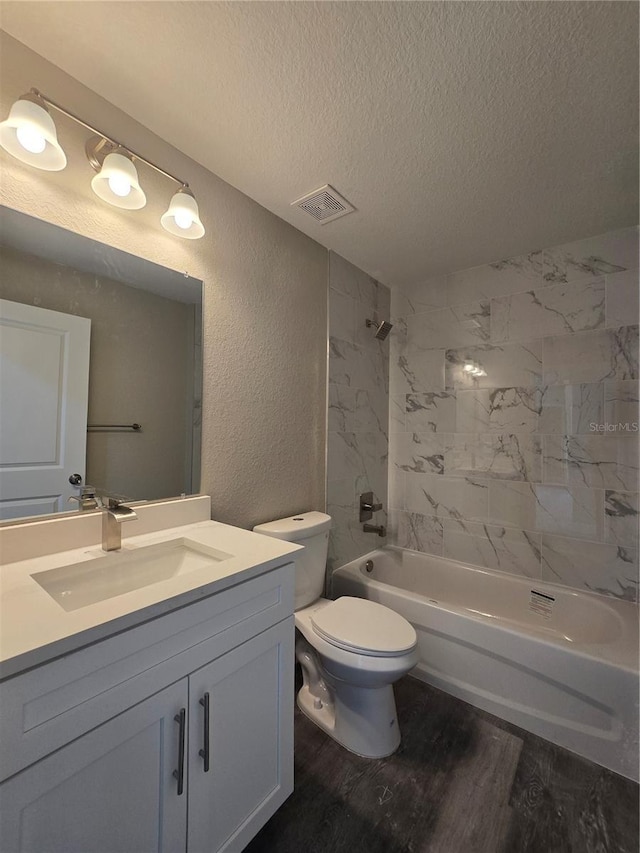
(253, 511, 418, 758)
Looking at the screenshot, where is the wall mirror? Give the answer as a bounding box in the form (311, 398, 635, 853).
(0, 206, 202, 523)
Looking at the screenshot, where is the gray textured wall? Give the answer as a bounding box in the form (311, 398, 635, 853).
(0, 34, 328, 529)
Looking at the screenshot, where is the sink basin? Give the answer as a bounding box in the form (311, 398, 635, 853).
(31, 538, 233, 612)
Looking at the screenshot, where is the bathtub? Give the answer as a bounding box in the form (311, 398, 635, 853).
(332, 547, 639, 782)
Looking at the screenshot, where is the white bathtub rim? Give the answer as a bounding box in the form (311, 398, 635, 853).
(365, 543, 638, 610)
(333, 546, 639, 674)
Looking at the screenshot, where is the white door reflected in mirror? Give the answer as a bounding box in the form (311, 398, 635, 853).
(0, 299, 90, 520)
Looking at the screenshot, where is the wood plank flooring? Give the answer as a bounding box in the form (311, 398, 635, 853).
(245, 676, 639, 853)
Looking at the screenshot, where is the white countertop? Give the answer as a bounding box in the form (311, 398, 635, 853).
(0, 519, 301, 680)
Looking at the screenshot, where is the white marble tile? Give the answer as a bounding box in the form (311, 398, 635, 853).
(443, 227, 637, 307)
(543, 325, 638, 385)
(374, 280, 392, 319)
(391, 432, 445, 475)
(388, 510, 443, 555)
(539, 384, 603, 435)
(329, 287, 357, 344)
(491, 280, 605, 343)
(444, 434, 542, 482)
(327, 431, 364, 484)
(408, 301, 491, 350)
(603, 379, 639, 429)
(328, 384, 357, 433)
(329, 251, 377, 304)
(405, 391, 457, 433)
(488, 481, 604, 541)
(327, 431, 388, 494)
(541, 534, 638, 602)
(329, 337, 388, 393)
(354, 388, 388, 436)
(327, 476, 357, 511)
(391, 344, 446, 395)
(457, 387, 541, 433)
(404, 473, 489, 521)
(446, 341, 543, 390)
(604, 491, 639, 549)
(606, 269, 639, 329)
(388, 465, 405, 511)
(391, 277, 448, 318)
(541, 227, 639, 285)
(442, 519, 542, 579)
(543, 434, 639, 491)
(445, 257, 545, 307)
(390, 396, 406, 433)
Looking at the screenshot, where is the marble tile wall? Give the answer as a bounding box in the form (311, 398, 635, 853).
(327, 253, 390, 575)
(389, 227, 639, 602)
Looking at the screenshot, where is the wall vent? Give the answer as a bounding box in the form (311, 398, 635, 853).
(291, 185, 355, 225)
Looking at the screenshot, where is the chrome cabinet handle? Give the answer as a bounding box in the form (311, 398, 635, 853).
(198, 693, 210, 772)
(173, 708, 186, 795)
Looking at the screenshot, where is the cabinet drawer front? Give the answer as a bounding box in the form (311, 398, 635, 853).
(0, 563, 294, 782)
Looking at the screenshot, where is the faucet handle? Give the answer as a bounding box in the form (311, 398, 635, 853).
(359, 491, 384, 522)
(68, 487, 99, 511)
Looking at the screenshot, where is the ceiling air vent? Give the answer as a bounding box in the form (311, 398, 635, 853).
(291, 185, 355, 225)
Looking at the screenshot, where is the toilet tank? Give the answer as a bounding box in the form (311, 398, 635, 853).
(253, 512, 331, 610)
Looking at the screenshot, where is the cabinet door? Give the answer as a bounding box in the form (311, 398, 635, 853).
(187, 617, 294, 853)
(0, 680, 188, 853)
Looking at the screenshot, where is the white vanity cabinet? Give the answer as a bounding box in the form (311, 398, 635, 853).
(0, 680, 189, 853)
(0, 562, 295, 853)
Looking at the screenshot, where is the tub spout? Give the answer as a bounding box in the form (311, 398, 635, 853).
(363, 523, 386, 537)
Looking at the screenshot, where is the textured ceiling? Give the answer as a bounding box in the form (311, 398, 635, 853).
(1, 1, 637, 286)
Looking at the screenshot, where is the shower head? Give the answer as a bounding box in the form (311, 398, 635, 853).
(366, 318, 393, 340)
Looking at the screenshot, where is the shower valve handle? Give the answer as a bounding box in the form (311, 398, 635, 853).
(359, 491, 383, 522)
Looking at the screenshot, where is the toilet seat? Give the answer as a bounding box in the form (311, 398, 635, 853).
(310, 597, 416, 657)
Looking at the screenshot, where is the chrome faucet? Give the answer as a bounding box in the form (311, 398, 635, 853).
(102, 498, 137, 551)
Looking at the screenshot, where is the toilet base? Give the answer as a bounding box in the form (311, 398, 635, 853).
(296, 681, 402, 759)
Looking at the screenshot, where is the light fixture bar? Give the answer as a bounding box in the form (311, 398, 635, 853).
(29, 88, 189, 188)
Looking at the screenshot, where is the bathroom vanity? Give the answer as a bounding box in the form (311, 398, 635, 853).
(0, 496, 300, 853)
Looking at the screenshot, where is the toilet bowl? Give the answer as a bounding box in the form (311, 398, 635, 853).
(253, 512, 418, 758)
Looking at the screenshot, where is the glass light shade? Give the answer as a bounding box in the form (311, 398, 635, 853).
(0, 97, 67, 170)
(91, 151, 146, 209)
(161, 189, 205, 239)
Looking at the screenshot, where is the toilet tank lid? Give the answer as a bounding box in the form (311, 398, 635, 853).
(253, 511, 332, 541)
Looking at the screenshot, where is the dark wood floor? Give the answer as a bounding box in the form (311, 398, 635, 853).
(246, 675, 639, 853)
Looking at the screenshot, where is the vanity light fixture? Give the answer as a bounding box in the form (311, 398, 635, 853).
(88, 142, 147, 210)
(161, 187, 205, 240)
(0, 89, 205, 239)
(0, 92, 67, 170)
